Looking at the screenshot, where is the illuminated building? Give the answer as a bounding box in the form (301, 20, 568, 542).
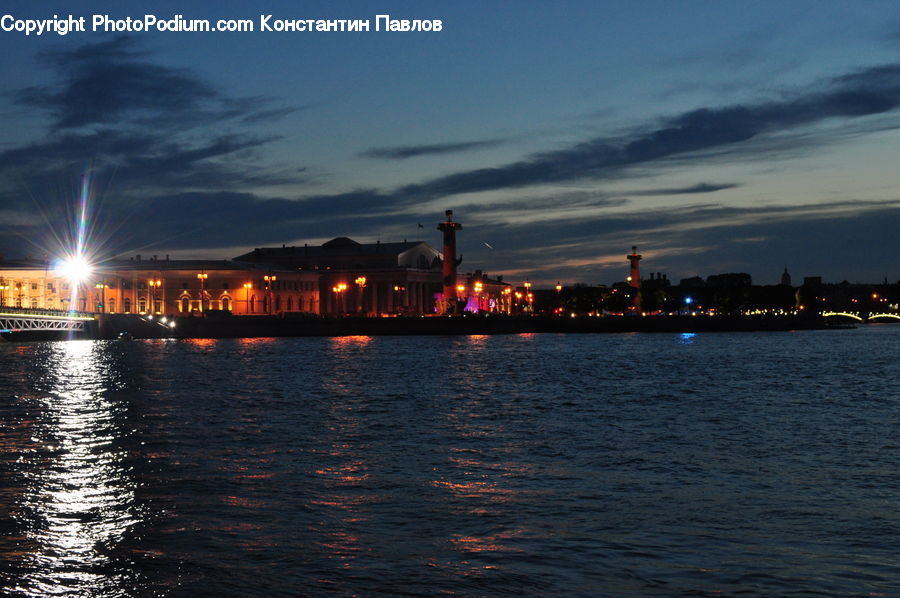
(234, 237, 445, 315)
(0, 256, 319, 316)
(456, 270, 511, 313)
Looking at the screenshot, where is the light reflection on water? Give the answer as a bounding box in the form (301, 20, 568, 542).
(5, 341, 141, 597)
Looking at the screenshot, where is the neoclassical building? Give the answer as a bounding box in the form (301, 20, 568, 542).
(0, 256, 319, 316)
(235, 237, 446, 315)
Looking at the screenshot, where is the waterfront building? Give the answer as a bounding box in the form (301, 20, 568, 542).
(457, 270, 512, 314)
(234, 237, 445, 315)
(0, 256, 319, 316)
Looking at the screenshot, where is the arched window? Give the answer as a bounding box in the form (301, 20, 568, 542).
(30, 298, 38, 309)
(108, 298, 116, 313)
(180, 298, 189, 313)
(138, 297, 147, 313)
(286, 297, 293, 311)
(124, 298, 132, 313)
(249, 295, 256, 313)
(275, 296, 281, 312)
(222, 296, 232, 311)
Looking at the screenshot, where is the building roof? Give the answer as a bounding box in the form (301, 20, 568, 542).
(233, 238, 444, 271)
(236, 238, 432, 259)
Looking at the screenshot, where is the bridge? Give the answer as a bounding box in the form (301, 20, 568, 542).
(822, 311, 900, 322)
(0, 308, 96, 334)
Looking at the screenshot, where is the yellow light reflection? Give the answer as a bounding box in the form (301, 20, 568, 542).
(9, 341, 140, 598)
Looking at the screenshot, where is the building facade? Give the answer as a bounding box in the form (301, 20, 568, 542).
(235, 237, 446, 315)
(0, 257, 320, 316)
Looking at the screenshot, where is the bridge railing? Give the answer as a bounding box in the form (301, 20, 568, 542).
(0, 306, 95, 320)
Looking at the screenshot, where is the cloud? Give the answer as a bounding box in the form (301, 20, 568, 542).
(389, 63, 900, 200)
(628, 182, 741, 196)
(359, 139, 506, 160)
(16, 36, 298, 131)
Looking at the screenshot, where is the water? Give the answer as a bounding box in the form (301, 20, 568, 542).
(1, 327, 898, 597)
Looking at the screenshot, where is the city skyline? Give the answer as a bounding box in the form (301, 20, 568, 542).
(1, 1, 899, 285)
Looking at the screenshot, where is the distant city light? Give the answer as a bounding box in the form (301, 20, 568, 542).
(685, 296, 693, 305)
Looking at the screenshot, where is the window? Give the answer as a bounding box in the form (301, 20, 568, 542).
(222, 296, 232, 311)
(124, 298, 132, 313)
(122, 281, 132, 290)
(108, 298, 116, 313)
(249, 296, 256, 313)
(138, 297, 147, 313)
(182, 283, 189, 290)
(30, 298, 38, 308)
(286, 297, 293, 311)
(180, 298, 189, 312)
(31, 283, 38, 290)
(222, 283, 230, 290)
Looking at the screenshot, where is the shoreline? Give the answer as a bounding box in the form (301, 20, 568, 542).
(1, 313, 855, 342)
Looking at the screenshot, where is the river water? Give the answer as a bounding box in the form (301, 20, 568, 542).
(1, 327, 898, 597)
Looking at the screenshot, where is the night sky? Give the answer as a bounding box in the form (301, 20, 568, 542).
(1, 0, 898, 285)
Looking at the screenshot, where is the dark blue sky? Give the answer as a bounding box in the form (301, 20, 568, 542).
(1, 0, 898, 285)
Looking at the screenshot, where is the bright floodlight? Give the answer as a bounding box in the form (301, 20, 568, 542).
(57, 254, 94, 284)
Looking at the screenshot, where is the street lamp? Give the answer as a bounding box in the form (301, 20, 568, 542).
(332, 282, 347, 314)
(355, 276, 367, 313)
(556, 282, 562, 293)
(148, 278, 162, 314)
(264, 274, 277, 314)
(502, 287, 512, 314)
(196, 272, 208, 312)
(393, 284, 406, 314)
(243, 282, 253, 314)
(95, 282, 109, 313)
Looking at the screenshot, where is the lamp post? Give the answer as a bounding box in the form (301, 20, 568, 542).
(332, 283, 347, 314)
(473, 280, 483, 312)
(0, 280, 8, 308)
(196, 272, 208, 312)
(264, 274, 277, 315)
(95, 282, 109, 313)
(524, 281, 532, 313)
(148, 278, 162, 314)
(243, 282, 253, 314)
(355, 276, 367, 314)
(502, 287, 511, 314)
(393, 284, 406, 314)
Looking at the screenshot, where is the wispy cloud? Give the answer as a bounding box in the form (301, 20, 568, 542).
(359, 138, 506, 159)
